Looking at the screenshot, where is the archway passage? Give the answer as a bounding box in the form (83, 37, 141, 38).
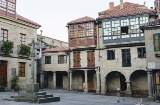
(130, 70, 148, 94)
(106, 71, 127, 92)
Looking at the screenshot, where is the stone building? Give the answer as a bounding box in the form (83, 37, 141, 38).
(67, 16, 100, 93)
(66, 0, 156, 95)
(42, 46, 69, 89)
(97, 1, 156, 95)
(139, 0, 160, 101)
(0, 0, 41, 89)
(36, 35, 68, 87)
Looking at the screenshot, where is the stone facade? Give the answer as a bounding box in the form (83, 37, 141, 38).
(0, 15, 40, 89)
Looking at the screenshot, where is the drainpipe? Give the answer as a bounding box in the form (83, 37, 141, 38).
(96, 19, 101, 93)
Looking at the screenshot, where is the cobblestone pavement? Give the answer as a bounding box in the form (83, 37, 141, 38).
(0, 89, 159, 105)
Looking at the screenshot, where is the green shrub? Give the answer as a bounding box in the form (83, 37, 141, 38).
(1, 40, 14, 55)
(19, 44, 31, 56)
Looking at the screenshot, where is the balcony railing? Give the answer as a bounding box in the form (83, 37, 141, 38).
(103, 33, 144, 45)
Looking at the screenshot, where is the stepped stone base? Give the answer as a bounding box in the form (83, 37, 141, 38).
(26, 83, 39, 93)
(10, 90, 60, 103)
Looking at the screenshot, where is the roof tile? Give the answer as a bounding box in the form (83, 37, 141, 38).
(98, 2, 156, 19)
(17, 15, 41, 27)
(43, 46, 69, 53)
(67, 16, 95, 25)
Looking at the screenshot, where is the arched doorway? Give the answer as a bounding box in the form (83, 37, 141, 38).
(106, 71, 127, 92)
(130, 70, 147, 94)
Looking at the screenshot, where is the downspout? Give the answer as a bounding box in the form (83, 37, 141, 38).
(66, 25, 71, 90)
(96, 19, 101, 93)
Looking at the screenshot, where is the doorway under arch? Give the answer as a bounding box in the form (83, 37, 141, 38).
(130, 70, 148, 94)
(106, 71, 127, 92)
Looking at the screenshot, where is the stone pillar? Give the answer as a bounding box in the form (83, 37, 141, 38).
(52, 71, 56, 89)
(84, 70, 88, 92)
(147, 71, 155, 101)
(96, 69, 100, 94)
(69, 71, 72, 90)
(125, 81, 132, 95)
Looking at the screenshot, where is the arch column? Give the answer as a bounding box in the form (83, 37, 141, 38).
(125, 81, 132, 94)
(68, 70, 72, 91)
(84, 70, 88, 92)
(95, 68, 100, 94)
(147, 70, 155, 101)
(52, 71, 56, 89)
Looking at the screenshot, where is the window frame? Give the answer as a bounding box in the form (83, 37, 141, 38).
(45, 56, 51, 64)
(19, 62, 25, 77)
(153, 33, 160, 51)
(122, 49, 131, 67)
(137, 47, 146, 58)
(107, 50, 115, 60)
(58, 55, 67, 64)
(20, 33, 26, 45)
(1, 29, 8, 41)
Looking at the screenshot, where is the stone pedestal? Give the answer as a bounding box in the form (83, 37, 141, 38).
(26, 83, 39, 93)
(147, 96, 155, 102)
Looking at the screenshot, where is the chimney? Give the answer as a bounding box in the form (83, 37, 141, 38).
(143, 2, 146, 6)
(109, 2, 114, 11)
(120, 0, 123, 9)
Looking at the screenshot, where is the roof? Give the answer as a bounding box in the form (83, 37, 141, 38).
(43, 46, 69, 53)
(67, 16, 95, 25)
(140, 19, 160, 29)
(37, 34, 68, 44)
(98, 2, 156, 19)
(17, 15, 41, 27)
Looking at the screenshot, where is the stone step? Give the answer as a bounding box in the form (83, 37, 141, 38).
(35, 92, 46, 96)
(38, 98, 47, 103)
(46, 94, 53, 97)
(36, 95, 46, 98)
(38, 97, 60, 103)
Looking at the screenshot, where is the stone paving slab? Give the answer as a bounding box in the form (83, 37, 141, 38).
(0, 89, 160, 105)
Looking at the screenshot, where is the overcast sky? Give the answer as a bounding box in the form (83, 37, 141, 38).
(17, 0, 154, 42)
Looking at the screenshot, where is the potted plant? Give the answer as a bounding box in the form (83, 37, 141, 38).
(0, 76, 5, 92)
(19, 44, 31, 57)
(1, 40, 14, 55)
(14, 84, 20, 92)
(10, 75, 19, 90)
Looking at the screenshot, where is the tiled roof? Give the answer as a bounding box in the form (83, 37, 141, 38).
(17, 15, 41, 27)
(43, 46, 69, 53)
(98, 2, 156, 19)
(67, 16, 95, 25)
(140, 19, 160, 28)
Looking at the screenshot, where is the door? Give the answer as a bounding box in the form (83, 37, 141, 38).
(88, 72, 94, 90)
(0, 61, 7, 86)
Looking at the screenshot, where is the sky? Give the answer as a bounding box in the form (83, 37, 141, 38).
(17, 0, 154, 42)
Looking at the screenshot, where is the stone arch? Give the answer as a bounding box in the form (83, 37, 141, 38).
(105, 71, 127, 92)
(130, 70, 148, 94)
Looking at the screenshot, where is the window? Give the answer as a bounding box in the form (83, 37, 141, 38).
(87, 51, 95, 67)
(153, 33, 160, 51)
(19, 62, 25, 77)
(45, 56, 51, 64)
(58, 55, 67, 64)
(122, 49, 131, 67)
(1, 29, 8, 41)
(121, 26, 129, 35)
(20, 33, 26, 45)
(137, 47, 146, 58)
(73, 51, 81, 67)
(107, 50, 115, 60)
